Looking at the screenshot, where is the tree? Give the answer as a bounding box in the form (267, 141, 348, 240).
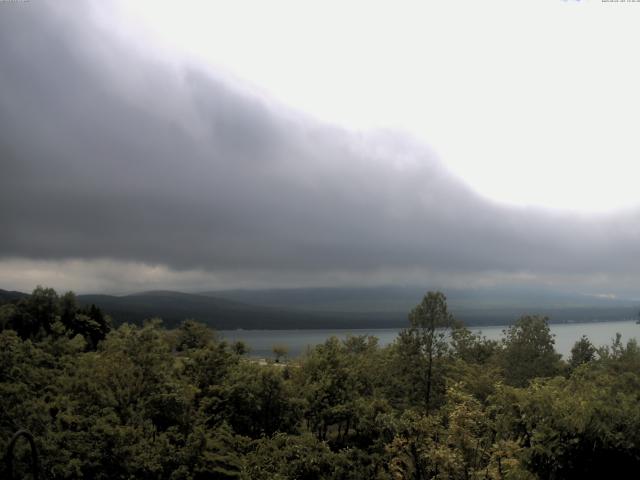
(232, 341, 248, 356)
(490, 367, 640, 479)
(67, 304, 111, 350)
(243, 432, 343, 479)
(385, 409, 444, 480)
(500, 315, 562, 387)
(272, 344, 288, 363)
(396, 291, 456, 412)
(220, 362, 301, 437)
(2, 286, 60, 339)
(300, 337, 353, 441)
(569, 335, 596, 369)
(0, 303, 22, 333)
(26, 286, 59, 336)
(59, 291, 78, 330)
(175, 319, 215, 352)
(450, 325, 499, 364)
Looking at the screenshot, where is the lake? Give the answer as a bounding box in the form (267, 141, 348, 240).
(220, 320, 640, 359)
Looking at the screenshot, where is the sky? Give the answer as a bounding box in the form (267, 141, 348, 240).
(1, 0, 640, 296)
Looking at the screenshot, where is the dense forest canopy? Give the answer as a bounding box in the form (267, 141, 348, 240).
(2, 287, 640, 479)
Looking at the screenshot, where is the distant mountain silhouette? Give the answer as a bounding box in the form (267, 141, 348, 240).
(2, 287, 638, 329)
(205, 286, 640, 327)
(0, 289, 29, 303)
(75, 290, 406, 329)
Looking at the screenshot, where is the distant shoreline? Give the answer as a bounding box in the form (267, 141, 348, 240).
(219, 319, 640, 359)
(217, 317, 639, 332)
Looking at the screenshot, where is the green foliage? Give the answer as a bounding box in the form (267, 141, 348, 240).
(26, 285, 60, 336)
(395, 291, 456, 412)
(0, 287, 110, 349)
(499, 315, 563, 387)
(450, 325, 500, 364)
(242, 433, 343, 479)
(272, 344, 288, 363)
(175, 319, 217, 352)
(219, 362, 301, 437)
(299, 336, 360, 442)
(569, 334, 597, 369)
(491, 365, 640, 478)
(4, 286, 640, 479)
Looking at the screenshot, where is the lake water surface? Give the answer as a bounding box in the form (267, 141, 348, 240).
(220, 320, 640, 359)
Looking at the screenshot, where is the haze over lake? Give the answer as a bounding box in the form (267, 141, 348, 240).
(221, 320, 640, 360)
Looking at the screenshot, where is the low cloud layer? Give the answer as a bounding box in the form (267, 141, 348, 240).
(1, 2, 640, 294)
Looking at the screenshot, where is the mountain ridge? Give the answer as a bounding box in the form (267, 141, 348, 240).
(2, 287, 639, 330)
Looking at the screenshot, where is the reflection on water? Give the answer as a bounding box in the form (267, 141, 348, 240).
(220, 320, 640, 359)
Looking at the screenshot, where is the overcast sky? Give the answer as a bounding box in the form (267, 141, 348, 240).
(2, 1, 640, 296)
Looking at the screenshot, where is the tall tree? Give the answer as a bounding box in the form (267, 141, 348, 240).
(397, 291, 456, 413)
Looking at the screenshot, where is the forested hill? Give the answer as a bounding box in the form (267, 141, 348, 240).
(208, 286, 640, 326)
(1, 287, 639, 329)
(74, 291, 404, 329)
(0, 289, 29, 303)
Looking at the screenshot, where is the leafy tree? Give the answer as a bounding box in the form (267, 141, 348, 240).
(299, 337, 357, 442)
(182, 424, 246, 480)
(175, 319, 216, 352)
(396, 291, 456, 412)
(232, 341, 248, 356)
(569, 335, 597, 369)
(242, 432, 343, 480)
(500, 315, 563, 387)
(450, 325, 499, 365)
(384, 409, 444, 480)
(220, 362, 301, 437)
(491, 368, 640, 479)
(183, 341, 238, 393)
(272, 344, 288, 363)
(28, 285, 59, 324)
(59, 291, 78, 329)
(0, 303, 22, 332)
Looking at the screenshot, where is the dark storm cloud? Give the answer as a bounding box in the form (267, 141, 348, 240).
(1, 1, 640, 287)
